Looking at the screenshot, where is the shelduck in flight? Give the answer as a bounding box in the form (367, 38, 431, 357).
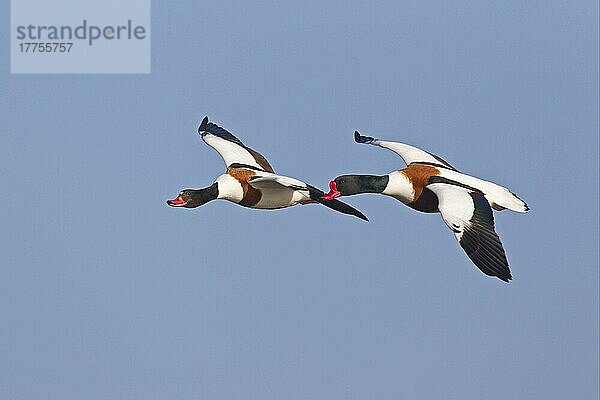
(322, 131, 528, 282)
(167, 117, 368, 221)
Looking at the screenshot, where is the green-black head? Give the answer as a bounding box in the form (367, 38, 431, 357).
(167, 183, 219, 208)
(321, 175, 389, 200)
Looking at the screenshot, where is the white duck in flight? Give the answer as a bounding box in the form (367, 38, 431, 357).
(321, 131, 529, 282)
(167, 117, 368, 221)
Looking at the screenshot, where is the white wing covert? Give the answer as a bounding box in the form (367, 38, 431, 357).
(198, 117, 275, 173)
(354, 131, 458, 171)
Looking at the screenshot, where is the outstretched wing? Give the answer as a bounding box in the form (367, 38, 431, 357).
(354, 131, 458, 171)
(248, 175, 369, 221)
(426, 176, 512, 282)
(198, 117, 275, 173)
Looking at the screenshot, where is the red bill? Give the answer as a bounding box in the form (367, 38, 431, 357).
(321, 181, 341, 200)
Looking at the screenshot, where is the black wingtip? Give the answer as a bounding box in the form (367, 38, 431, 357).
(198, 116, 209, 133)
(338, 204, 369, 221)
(354, 130, 374, 144)
(323, 197, 369, 221)
(349, 205, 369, 221)
(307, 185, 369, 221)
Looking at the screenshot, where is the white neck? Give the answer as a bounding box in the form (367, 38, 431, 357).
(215, 174, 244, 202)
(382, 171, 415, 204)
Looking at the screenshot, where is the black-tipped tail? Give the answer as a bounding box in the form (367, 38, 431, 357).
(307, 185, 368, 221)
(511, 191, 530, 212)
(354, 131, 375, 144)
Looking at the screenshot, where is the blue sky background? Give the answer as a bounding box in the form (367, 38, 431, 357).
(1, 1, 598, 399)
